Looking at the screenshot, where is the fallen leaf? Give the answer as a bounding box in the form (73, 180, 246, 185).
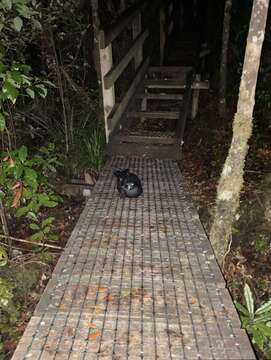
(12, 183, 22, 208)
(8, 157, 15, 167)
(12, 182, 21, 190)
(104, 294, 114, 302)
(89, 330, 101, 340)
(98, 287, 108, 293)
(89, 323, 98, 328)
(94, 304, 105, 314)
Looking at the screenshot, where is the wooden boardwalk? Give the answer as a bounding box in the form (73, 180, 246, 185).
(12, 157, 255, 360)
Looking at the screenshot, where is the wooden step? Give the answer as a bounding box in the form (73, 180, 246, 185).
(148, 66, 192, 74)
(144, 79, 209, 89)
(127, 111, 179, 119)
(107, 141, 182, 160)
(115, 131, 176, 145)
(136, 93, 183, 100)
(144, 79, 185, 89)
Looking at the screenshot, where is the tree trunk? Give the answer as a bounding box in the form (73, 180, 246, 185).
(218, 0, 232, 118)
(210, 0, 270, 268)
(0, 197, 11, 258)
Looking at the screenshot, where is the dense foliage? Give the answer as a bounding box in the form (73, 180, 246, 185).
(0, 0, 107, 357)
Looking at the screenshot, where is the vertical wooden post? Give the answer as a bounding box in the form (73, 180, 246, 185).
(159, 7, 166, 65)
(132, 12, 143, 70)
(99, 41, 115, 141)
(191, 74, 200, 120)
(133, 12, 146, 113)
(167, 1, 174, 35)
(91, 0, 115, 143)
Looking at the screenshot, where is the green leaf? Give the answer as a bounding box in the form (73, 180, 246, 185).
(30, 223, 40, 230)
(18, 145, 28, 163)
(22, 187, 32, 199)
(254, 313, 271, 323)
(21, 74, 31, 85)
(255, 323, 271, 337)
(0, 112, 5, 131)
(255, 299, 271, 316)
(30, 231, 44, 241)
(2, 0, 12, 10)
(15, 4, 32, 19)
(35, 84, 47, 98)
(244, 284, 254, 318)
(235, 301, 249, 317)
(19, 64, 31, 74)
(10, 70, 23, 83)
(43, 80, 56, 88)
(38, 194, 57, 208)
(265, 347, 271, 359)
(13, 163, 23, 179)
(26, 211, 38, 221)
(24, 167, 38, 188)
(42, 199, 58, 208)
(43, 226, 50, 234)
(26, 87, 35, 99)
(251, 326, 265, 350)
(16, 205, 30, 217)
(0, 247, 8, 267)
(0, 63, 7, 73)
(42, 216, 54, 228)
(2, 81, 19, 103)
(13, 16, 23, 32)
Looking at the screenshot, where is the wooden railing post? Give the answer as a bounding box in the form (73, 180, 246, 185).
(133, 12, 146, 113)
(99, 37, 115, 141)
(191, 74, 200, 120)
(159, 7, 166, 65)
(132, 12, 143, 70)
(91, 0, 115, 143)
(167, 1, 174, 35)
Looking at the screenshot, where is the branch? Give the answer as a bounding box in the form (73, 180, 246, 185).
(0, 235, 63, 250)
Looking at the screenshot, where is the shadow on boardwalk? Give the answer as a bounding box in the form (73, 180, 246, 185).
(12, 157, 255, 360)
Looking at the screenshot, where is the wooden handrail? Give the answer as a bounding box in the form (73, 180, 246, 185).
(99, 0, 146, 49)
(100, 0, 169, 49)
(103, 29, 149, 89)
(107, 56, 150, 134)
(95, 0, 174, 142)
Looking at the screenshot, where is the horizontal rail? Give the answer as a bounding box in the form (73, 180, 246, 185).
(104, 29, 149, 89)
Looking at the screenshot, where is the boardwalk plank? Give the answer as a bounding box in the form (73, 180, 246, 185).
(12, 157, 255, 360)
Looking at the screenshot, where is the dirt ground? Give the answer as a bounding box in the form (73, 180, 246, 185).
(181, 91, 271, 359)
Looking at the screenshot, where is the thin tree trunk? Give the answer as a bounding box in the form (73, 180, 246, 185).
(49, 29, 69, 154)
(0, 197, 12, 257)
(210, 0, 270, 268)
(219, 0, 232, 118)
